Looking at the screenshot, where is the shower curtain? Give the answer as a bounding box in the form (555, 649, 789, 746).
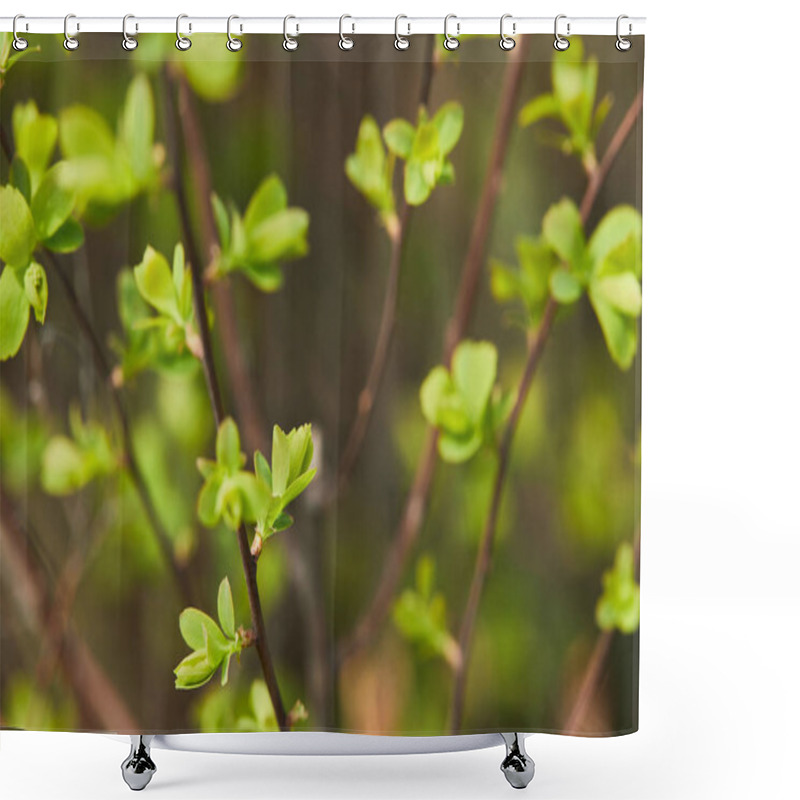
(0, 30, 643, 738)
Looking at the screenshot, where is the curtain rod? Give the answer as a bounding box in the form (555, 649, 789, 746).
(0, 16, 646, 37)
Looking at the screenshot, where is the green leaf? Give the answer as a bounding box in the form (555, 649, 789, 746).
(42, 218, 84, 253)
(271, 425, 291, 496)
(246, 209, 309, 264)
(595, 543, 640, 634)
(217, 577, 235, 639)
(31, 163, 76, 240)
(219, 652, 233, 686)
(281, 468, 317, 509)
(211, 194, 231, 252)
(254, 450, 273, 492)
(592, 273, 642, 316)
(178, 34, 244, 103)
(227, 472, 270, 523)
(59, 105, 117, 162)
(383, 119, 415, 159)
(489, 260, 521, 303)
(240, 262, 284, 293)
(0, 185, 36, 268)
(438, 430, 483, 464)
(243, 175, 288, 235)
(518, 93, 559, 127)
(10, 157, 32, 203)
(404, 160, 432, 206)
(179, 608, 227, 652)
(271, 512, 294, 533)
(40, 436, 86, 494)
(345, 115, 394, 213)
(121, 74, 155, 184)
(420, 366, 458, 427)
(431, 101, 464, 155)
(286, 424, 314, 484)
(216, 418, 242, 473)
(542, 198, 585, 268)
(197, 471, 224, 527)
(23, 262, 48, 324)
(133, 246, 181, 323)
(451, 340, 497, 423)
(12, 101, 58, 192)
(0, 266, 30, 361)
(587, 206, 642, 270)
(589, 289, 639, 370)
(174, 649, 217, 690)
(549, 267, 583, 304)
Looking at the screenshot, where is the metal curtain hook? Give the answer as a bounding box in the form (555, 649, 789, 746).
(499, 14, 516, 51)
(64, 13, 79, 51)
(227, 15, 243, 51)
(283, 15, 298, 51)
(12, 15, 28, 51)
(122, 14, 138, 51)
(443, 14, 460, 51)
(616, 14, 632, 51)
(176, 14, 192, 50)
(554, 14, 570, 51)
(339, 14, 354, 50)
(394, 15, 410, 50)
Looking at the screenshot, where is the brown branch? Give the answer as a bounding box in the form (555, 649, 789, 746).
(163, 69, 287, 731)
(448, 89, 644, 732)
(0, 489, 139, 730)
(334, 37, 436, 497)
(337, 37, 532, 665)
(40, 248, 195, 609)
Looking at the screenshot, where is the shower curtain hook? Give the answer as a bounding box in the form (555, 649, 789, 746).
(499, 14, 516, 51)
(443, 14, 460, 51)
(227, 15, 243, 51)
(553, 14, 570, 51)
(283, 15, 299, 51)
(12, 15, 28, 51)
(122, 15, 138, 51)
(394, 15, 410, 50)
(616, 15, 632, 51)
(176, 14, 192, 50)
(339, 15, 355, 51)
(63, 14, 79, 51)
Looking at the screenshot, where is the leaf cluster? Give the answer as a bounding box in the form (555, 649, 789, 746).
(595, 543, 640, 634)
(420, 340, 511, 463)
(174, 577, 243, 689)
(211, 175, 309, 292)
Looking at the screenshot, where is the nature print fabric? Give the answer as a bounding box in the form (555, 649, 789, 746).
(0, 32, 643, 736)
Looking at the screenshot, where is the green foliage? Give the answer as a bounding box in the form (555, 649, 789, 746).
(58, 74, 162, 219)
(41, 407, 116, 495)
(12, 101, 58, 194)
(235, 680, 277, 731)
(518, 37, 612, 168)
(393, 556, 460, 667)
(595, 543, 640, 634)
(346, 102, 464, 229)
(0, 34, 39, 80)
(251, 424, 317, 549)
(491, 199, 642, 369)
(113, 244, 200, 380)
(0, 388, 48, 492)
(420, 340, 510, 463)
(174, 577, 244, 689)
(210, 175, 309, 291)
(196, 418, 269, 531)
(1, 676, 76, 730)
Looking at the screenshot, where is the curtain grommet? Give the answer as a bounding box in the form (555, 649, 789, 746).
(553, 14, 570, 51)
(499, 14, 516, 51)
(394, 15, 410, 51)
(227, 15, 243, 51)
(176, 14, 192, 51)
(64, 13, 79, 51)
(443, 14, 460, 51)
(616, 15, 632, 51)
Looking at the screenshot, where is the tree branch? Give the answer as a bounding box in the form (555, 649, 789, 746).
(337, 38, 532, 665)
(334, 37, 436, 497)
(448, 88, 644, 732)
(163, 69, 287, 731)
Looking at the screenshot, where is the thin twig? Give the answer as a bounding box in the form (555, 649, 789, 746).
(337, 38, 532, 665)
(163, 70, 287, 730)
(0, 489, 139, 730)
(334, 37, 436, 497)
(448, 89, 644, 732)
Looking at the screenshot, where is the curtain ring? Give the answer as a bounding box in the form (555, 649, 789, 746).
(64, 13, 79, 51)
(227, 15, 243, 51)
(616, 15, 632, 51)
(443, 14, 460, 51)
(12, 15, 28, 51)
(339, 14, 354, 51)
(176, 14, 192, 50)
(283, 15, 298, 51)
(122, 14, 138, 51)
(499, 14, 516, 51)
(553, 14, 570, 51)
(394, 15, 410, 51)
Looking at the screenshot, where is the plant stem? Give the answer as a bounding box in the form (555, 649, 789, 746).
(334, 37, 436, 497)
(448, 89, 644, 732)
(163, 70, 287, 730)
(337, 38, 532, 665)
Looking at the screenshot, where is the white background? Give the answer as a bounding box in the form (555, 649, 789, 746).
(2, 0, 799, 798)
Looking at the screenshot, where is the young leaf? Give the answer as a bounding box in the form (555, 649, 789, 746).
(0, 266, 30, 361)
(542, 198, 585, 268)
(243, 175, 288, 235)
(345, 115, 394, 214)
(271, 425, 291, 497)
(431, 101, 464, 155)
(133, 246, 181, 323)
(179, 608, 227, 652)
(122, 73, 155, 184)
(451, 340, 497, 423)
(174, 649, 217, 690)
(0, 185, 36, 268)
(595, 543, 640, 634)
(23, 262, 48, 324)
(383, 119, 415, 159)
(216, 418, 242, 473)
(42, 218, 84, 253)
(12, 101, 58, 193)
(31, 163, 76, 240)
(549, 267, 583, 304)
(217, 577, 236, 639)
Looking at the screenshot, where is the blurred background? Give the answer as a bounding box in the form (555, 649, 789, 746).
(0, 33, 642, 737)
